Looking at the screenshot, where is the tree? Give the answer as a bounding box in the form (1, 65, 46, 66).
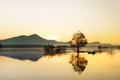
(71, 31, 87, 53)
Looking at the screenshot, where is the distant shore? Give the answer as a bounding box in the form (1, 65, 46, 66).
(0, 44, 120, 49)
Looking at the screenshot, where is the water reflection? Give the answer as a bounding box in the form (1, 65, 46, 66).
(0, 48, 120, 80)
(0, 47, 119, 62)
(44, 45, 66, 53)
(69, 52, 88, 74)
(97, 47, 119, 57)
(0, 49, 44, 61)
(44, 45, 67, 58)
(0, 47, 67, 62)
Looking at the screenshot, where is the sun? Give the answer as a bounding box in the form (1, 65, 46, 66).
(47, 36, 59, 41)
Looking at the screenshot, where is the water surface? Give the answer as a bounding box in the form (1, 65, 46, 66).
(0, 48, 120, 80)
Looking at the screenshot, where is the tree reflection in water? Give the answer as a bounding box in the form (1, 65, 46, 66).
(69, 53, 88, 74)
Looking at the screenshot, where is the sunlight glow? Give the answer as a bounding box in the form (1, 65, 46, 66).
(0, 0, 120, 44)
(47, 36, 59, 40)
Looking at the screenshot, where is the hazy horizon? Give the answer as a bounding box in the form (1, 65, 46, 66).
(0, 0, 120, 44)
(0, 34, 119, 45)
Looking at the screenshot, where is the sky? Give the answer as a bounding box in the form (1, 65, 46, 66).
(0, 0, 120, 44)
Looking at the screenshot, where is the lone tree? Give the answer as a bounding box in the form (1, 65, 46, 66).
(71, 31, 87, 53)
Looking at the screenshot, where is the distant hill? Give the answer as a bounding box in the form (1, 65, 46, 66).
(87, 41, 112, 46)
(0, 34, 68, 45)
(0, 34, 113, 47)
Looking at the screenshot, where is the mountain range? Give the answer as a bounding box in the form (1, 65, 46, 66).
(0, 34, 68, 45)
(0, 34, 112, 46)
(86, 41, 111, 46)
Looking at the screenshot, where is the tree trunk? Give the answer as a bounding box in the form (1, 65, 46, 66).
(77, 45, 79, 57)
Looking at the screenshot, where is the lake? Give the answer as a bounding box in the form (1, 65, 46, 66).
(0, 48, 120, 80)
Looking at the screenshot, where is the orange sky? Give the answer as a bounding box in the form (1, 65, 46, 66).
(0, 0, 120, 44)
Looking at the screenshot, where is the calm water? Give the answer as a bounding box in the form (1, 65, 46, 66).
(0, 48, 120, 80)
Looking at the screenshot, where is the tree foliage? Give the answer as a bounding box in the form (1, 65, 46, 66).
(71, 31, 87, 47)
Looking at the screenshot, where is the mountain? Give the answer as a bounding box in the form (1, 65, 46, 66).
(87, 41, 112, 46)
(0, 34, 68, 45)
(0, 34, 113, 47)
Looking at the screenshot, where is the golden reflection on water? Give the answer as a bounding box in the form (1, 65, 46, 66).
(0, 48, 120, 80)
(69, 53, 88, 74)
